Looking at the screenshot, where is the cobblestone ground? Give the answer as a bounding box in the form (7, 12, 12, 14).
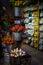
(0, 44, 43, 65)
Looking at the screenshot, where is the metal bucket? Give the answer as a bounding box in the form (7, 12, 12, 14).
(13, 32, 22, 41)
(4, 52, 10, 65)
(14, 7, 21, 17)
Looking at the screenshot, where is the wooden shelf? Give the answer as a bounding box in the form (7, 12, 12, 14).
(24, 16, 39, 19)
(24, 9, 38, 13)
(39, 16, 43, 18)
(34, 30, 39, 32)
(39, 9, 43, 11)
(39, 23, 43, 25)
(39, 43, 43, 45)
(39, 37, 43, 39)
(40, 31, 43, 32)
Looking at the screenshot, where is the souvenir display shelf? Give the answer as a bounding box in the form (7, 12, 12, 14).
(39, 2, 43, 51)
(22, 4, 39, 49)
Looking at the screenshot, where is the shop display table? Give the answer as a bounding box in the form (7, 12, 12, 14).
(10, 53, 31, 65)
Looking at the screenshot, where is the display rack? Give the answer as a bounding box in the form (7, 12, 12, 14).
(39, 3, 43, 51)
(23, 4, 39, 48)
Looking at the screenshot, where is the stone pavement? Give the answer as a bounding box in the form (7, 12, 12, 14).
(21, 44, 43, 65)
(0, 44, 43, 65)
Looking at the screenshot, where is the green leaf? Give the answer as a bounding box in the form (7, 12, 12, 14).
(3, 21, 9, 25)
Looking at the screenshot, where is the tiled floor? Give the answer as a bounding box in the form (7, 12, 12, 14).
(0, 44, 43, 65)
